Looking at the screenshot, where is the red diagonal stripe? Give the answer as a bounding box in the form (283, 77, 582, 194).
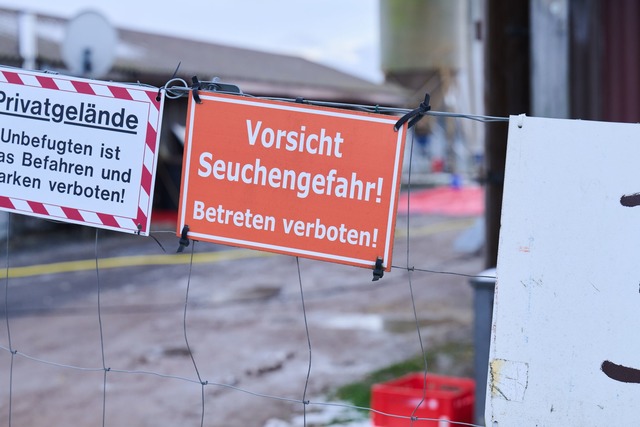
(62, 207, 83, 221)
(141, 166, 152, 194)
(71, 81, 96, 95)
(0, 196, 15, 209)
(3, 71, 23, 85)
(136, 208, 147, 233)
(108, 85, 133, 100)
(97, 213, 119, 228)
(27, 201, 47, 215)
(145, 122, 157, 150)
(36, 76, 59, 90)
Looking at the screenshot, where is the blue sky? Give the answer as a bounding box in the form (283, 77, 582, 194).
(0, 0, 383, 82)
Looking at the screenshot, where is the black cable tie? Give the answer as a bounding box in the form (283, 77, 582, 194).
(191, 76, 202, 104)
(372, 257, 384, 281)
(177, 225, 190, 253)
(394, 93, 431, 131)
(295, 97, 304, 104)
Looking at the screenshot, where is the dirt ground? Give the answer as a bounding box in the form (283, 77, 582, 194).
(0, 212, 484, 427)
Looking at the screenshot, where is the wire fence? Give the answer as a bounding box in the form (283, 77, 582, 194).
(0, 88, 501, 427)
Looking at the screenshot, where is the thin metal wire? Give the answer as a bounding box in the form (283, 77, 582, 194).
(9, 69, 509, 124)
(182, 240, 207, 427)
(0, 346, 105, 371)
(0, 73, 495, 423)
(0, 267, 492, 319)
(109, 368, 202, 384)
(402, 133, 431, 426)
(94, 229, 109, 427)
(0, 338, 486, 426)
(0, 341, 301, 402)
(310, 400, 482, 426)
(156, 79, 509, 123)
(392, 265, 496, 280)
(3, 214, 13, 427)
(163, 77, 190, 99)
(149, 233, 167, 253)
(296, 257, 313, 426)
(3, 215, 10, 347)
(201, 381, 305, 405)
(0, 237, 486, 426)
(0, 341, 309, 407)
(0, 340, 486, 426)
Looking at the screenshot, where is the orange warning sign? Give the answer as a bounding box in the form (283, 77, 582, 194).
(177, 93, 406, 271)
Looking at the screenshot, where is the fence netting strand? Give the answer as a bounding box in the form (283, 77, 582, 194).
(0, 108, 491, 427)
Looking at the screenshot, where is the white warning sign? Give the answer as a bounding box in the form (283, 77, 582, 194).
(489, 115, 640, 426)
(0, 67, 164, 235)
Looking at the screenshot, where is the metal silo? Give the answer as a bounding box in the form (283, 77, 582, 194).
(381, 0, 481, 182)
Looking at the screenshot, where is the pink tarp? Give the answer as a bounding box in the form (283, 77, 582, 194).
(397, 186, 484, 216)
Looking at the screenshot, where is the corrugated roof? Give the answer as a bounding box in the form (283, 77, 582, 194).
(0, 7, 408, 106)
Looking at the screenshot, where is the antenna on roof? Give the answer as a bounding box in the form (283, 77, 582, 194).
(61, 10, 117, 79)
(18, 11, 37, 70)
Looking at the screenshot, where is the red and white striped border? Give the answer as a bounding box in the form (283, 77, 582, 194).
(0, 69, 162, 235)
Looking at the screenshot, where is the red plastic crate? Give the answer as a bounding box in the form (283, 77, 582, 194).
(371, 373, 475, 427)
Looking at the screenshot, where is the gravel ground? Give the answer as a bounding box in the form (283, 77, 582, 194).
(0, 212, 484, 426)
